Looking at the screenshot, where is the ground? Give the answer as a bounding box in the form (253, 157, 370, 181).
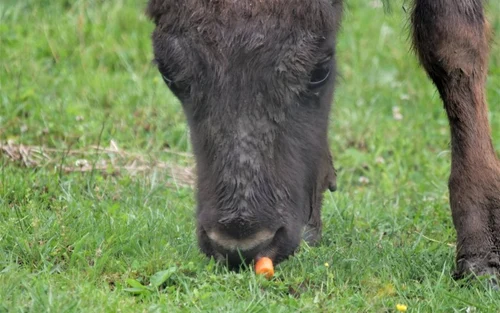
(1, 0, 500, 312)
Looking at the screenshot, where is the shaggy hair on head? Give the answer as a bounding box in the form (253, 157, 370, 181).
(146, 0, 342, 34)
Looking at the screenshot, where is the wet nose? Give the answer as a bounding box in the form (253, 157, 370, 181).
(206, 228, 276, 264)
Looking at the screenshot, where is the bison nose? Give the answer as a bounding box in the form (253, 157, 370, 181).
(206, 228, 277, 263)
(207, 229, 275, 252)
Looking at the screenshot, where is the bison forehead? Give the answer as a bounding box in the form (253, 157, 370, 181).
(149, 0, 342, 100)
(147, 0, 341, 33)
(151, 17, 326, 106)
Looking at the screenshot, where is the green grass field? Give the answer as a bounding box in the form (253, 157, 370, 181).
(2, 1, 500, 312)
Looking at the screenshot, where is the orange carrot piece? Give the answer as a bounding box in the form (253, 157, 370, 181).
(255, 257, 274, 279)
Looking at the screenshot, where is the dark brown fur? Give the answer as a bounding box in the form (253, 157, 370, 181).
(146, 0, 499, 278)
(412, 0, 500, 278)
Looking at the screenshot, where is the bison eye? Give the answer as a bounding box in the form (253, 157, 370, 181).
(161, 73, 174, 87)
(309, 59, 332, 89)
(155, 59, 190, 96)
(156, 62, 176, 89)
(158, 69, 189, 96)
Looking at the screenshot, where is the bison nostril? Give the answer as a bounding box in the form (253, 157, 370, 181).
(205, 229, 277, 266)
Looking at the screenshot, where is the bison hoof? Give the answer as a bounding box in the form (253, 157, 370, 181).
(454, 256, 500, 288)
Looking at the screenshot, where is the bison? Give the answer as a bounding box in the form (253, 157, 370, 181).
(146, 0, 500, 279)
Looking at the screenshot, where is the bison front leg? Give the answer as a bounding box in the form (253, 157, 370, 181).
(412, 0, 500, 278)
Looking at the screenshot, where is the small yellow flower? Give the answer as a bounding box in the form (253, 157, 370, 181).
(396, 304, 407, 312)
(324, 262, 329, 267)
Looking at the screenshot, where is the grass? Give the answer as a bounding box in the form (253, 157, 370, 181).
(1, 0, 500, 312)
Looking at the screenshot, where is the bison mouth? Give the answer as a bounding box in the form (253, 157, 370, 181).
(200, 226, 301, 268)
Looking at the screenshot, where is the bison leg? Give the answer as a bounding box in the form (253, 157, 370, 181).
(412, 0, 500, 278)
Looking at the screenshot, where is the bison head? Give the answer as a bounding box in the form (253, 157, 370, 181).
(147, 0, 341, 267)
